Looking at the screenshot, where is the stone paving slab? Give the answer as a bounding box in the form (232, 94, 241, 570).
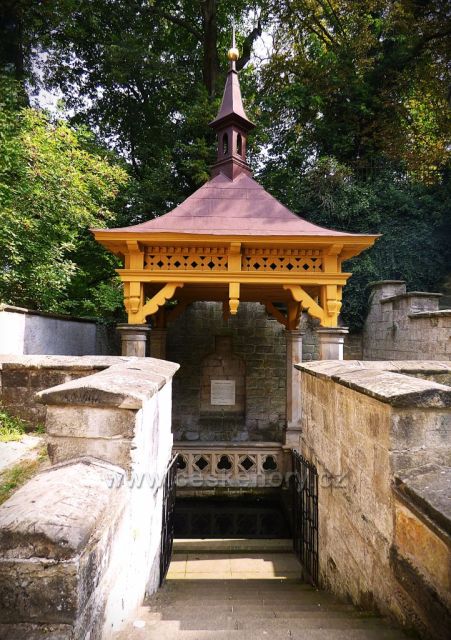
(167, 552, 303, 580)
(173, 538, 292, 553)
(114, 577, 410, 640)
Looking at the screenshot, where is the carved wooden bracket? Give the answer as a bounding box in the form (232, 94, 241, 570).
(141, 283, 184, 321)
(283, 285, 325, 324)
(229, 282, 240, 314)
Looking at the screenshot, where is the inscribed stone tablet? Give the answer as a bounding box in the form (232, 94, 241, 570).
(211, 380, 236, 406)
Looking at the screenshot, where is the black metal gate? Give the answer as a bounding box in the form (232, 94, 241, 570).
(159, 455, 177, 586)
(291, 449, 319, 585)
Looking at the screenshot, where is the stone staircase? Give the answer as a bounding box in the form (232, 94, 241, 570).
(116, 578, 410, 639)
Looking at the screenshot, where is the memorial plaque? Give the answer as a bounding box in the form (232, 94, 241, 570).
(211, 380, 236, 406)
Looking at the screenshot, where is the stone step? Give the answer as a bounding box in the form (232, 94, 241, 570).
(173, 538, 293, 553)
(150, 605, 361, 619)
(118, 625, 408, 640)
(153, 592, 342, 605)
(148, 609, 374, 621)
(157, 616, 395, 631)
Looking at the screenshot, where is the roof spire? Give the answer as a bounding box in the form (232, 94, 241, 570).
(209, 28, 255, 180)
(228, 26, 239, 71)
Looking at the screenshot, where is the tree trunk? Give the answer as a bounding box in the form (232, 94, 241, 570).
(0, 0, 26, 81)
(201, 0, 219, 98)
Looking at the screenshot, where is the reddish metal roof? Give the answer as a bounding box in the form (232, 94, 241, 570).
(102, 172, 361, 237)
(210, 68, 254, 131)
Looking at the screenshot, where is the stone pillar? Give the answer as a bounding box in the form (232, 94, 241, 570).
(317, 327, 349, 360)
(150, 328, 167, 360)
(116, 323, 150, 357)
(285, 330, 304, 447)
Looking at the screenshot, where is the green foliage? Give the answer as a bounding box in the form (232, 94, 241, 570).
(261, 0, 450, 174)
(0, 447, 48, 505)
(0, 75, 129, 318)
(0, 2, 449, 330)
(259, 157, 451, 330)
(0, 407, 25, 442)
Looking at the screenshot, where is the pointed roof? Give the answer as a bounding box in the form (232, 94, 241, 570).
(210, 30, 254, 132)
(210, 67, 254, 131)
(102, 172, 365, 237)
(92, 41, 378, 247)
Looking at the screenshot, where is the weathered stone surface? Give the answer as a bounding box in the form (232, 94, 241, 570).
(0, 355, 177, 638)
(299, 361, 451, 638)
(167, 302, 295, 442)
(0, 623, 73, 639)
(0, 355, 133, 429)
(362, 281, 450, 361)
(0, 458, 123, 560)
(296, 361, 451, 407)
(37, 358, 178, 409)
(394, 464, 451, 536)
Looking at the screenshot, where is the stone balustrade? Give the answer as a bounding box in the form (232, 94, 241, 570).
(174, 441, 288, 488)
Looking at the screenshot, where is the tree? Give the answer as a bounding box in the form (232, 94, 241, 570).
(1, 1, 266, 222)
(0, 75, 129, 317)
(255, 1, 451, 329)
(260, 0, 450, 174)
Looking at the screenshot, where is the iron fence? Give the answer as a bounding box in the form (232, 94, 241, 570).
(291, 449, 319, 585)
(159, 455, 178, 586)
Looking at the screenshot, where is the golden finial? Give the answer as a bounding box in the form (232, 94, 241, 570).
(227, 26, 239, 62)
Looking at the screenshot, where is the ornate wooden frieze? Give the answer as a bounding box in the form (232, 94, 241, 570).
(173, 442, 287, 488)
(144, 246, 228, 271)
(242, 248, 323, 272)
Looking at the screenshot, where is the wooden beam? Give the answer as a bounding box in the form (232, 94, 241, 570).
(140, 283, 184, 322)
(265, 301, 287, 328)
(283, 285, 325, 324)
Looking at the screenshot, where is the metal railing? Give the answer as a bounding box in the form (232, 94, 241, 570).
(291, 450, 319, 585)
(159, 455, 178, 587)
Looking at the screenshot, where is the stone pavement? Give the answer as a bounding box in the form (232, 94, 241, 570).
(115, 550, 410, 639)
(167, 551, 302, 580)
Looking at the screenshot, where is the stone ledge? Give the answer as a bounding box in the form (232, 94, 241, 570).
(0, 303, 98, 324)
(367, 280, 406, 288)
(394, 464, 451, 539)
(36, 358, 179, 409)
(295, 361, 451, 407)
(0, 457, 124, 560)
(380, 291, 443, 304)
(0, 354, 129, 371)
(409, 310, 451, 319)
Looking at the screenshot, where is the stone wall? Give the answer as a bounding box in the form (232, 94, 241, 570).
(0, 355, 128, 428)
(167, 302, 320, 442)
(362, 281, 451, 360)
(0, 304, 117, 356)
(0, 356, 179, 639)
(296, 360, 451, 639)
(343, 332, 363, 360)
(166, 302, 286, 442)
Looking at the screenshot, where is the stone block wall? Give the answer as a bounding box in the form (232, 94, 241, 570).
(0, 355, 128, 428)
(392, 466, 450, 639)
(166, 302, 286, 442)
(167, 302, 319, 442)
(362, 281, 451, 360)
(296, 360, 451, 639)
(343, 333, 363, 360)
(0, 356, 179, 639)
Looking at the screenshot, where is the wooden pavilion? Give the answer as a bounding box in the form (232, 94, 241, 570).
(93, 46, 377, 344)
